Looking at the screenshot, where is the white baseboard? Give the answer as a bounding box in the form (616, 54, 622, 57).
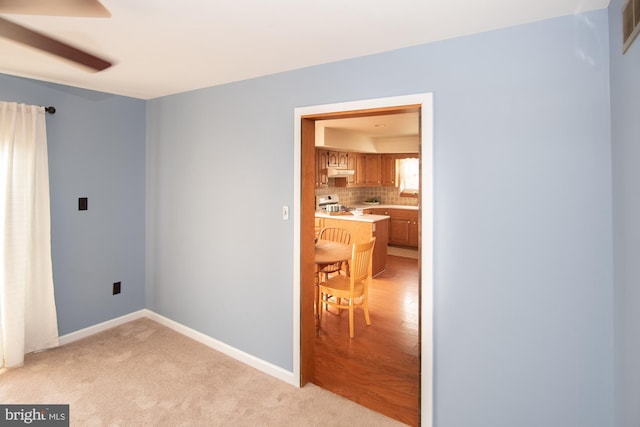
(58, 309, 297, 387)
(58, 310, 147, 345)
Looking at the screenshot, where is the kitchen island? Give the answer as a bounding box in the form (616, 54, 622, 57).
(315, 212, 389, 277)
(352, 205, 419, 248)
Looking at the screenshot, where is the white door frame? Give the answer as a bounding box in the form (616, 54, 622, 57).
(292, 93, 434, 427)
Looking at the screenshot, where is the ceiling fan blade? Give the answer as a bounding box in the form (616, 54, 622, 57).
(0, 0, 110, 17)
(0, 17, 111, 71)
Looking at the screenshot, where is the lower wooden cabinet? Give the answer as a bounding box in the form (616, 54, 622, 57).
(372, 208, 418, 248)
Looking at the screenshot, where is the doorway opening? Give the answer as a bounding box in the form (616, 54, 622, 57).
(293, 93, 433, 427)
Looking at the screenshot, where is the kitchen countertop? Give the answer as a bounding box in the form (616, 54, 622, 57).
(315, 212, 390, 223)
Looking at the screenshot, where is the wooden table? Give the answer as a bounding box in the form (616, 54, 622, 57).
(314, 239, 351, 333)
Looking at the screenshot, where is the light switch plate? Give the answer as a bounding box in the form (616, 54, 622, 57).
(282, 205, 289, 220)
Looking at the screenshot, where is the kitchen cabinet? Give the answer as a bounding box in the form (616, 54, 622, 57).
(372, 208, 419, 248)
(358, 153, 395, 187)
(316, 149, 353, 188)
(315, 150, 417, 189)
(327, 151, 340, 168)
(361, 154, 382, 186)
(355, 153, 366, 186)
(381, 154, 419, 187)
(325, 150, 348, 168)
(337, 151, 349, 168)
(346, 153, 358, 187)
(316, 149, 329, 188)
(381, 154, 396, 187)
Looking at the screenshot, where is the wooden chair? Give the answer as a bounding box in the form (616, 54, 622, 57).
(318, 227, 351, 280)
(319, 237, 376, 338)
(314, 217, 323, 240)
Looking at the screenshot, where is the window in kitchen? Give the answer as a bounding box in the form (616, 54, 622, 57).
(397, 158, 419, 197)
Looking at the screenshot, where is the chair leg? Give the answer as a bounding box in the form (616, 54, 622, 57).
(318, 289, 323, 320)
(349, 300, 355, 338)
(363, 296, 371, 326)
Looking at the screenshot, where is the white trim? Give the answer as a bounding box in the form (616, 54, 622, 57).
(293, 93, 434, 427)
(145, 311, 296, 385)
(293, 111, 302, 387)
(420, 95, 435, 427)
(58, 309, 148, 345)
(58, 309, 297, 386)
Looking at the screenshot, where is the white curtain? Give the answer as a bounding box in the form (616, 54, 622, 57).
(398, 157, 419, 194)
(0, 102, 59, 368)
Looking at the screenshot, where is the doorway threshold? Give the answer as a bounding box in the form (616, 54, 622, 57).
(387, 246, 419, 259)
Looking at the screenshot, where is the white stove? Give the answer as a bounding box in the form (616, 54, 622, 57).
(317, 194, 342, 212)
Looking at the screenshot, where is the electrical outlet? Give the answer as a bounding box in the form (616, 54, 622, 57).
(112, 281, 121, 295)
(282, 205, 289, 220)
(78, 197, 88, 211)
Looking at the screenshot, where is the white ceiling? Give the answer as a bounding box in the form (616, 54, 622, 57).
(0, 0, 610, 100)
(321, 113, 420, 139)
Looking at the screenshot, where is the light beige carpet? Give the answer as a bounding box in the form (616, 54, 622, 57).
(0, 318, 406, 426)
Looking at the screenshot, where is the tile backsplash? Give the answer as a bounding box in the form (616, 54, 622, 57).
(316, 185, 419, 208)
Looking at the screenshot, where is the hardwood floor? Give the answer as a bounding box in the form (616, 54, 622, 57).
(312, 254, 420, 426)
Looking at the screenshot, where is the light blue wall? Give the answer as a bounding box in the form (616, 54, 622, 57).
(0, 7, 615, 426)
(0, 74, 146, 335)
(147, 10, 613, 427)
(609, 0, 640, 426)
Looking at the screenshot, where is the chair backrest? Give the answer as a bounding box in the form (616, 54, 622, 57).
(314, 218, 323, 238)
(319, 227, 351, 245)
(349, 237, 376, 291)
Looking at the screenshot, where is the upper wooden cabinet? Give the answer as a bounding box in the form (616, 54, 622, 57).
(324, 150, 348, 168)
(346, 153, 358, 187)
(327, 151, 339, 168)
(355, 153, 366, 186)
(316, 149, 352, 187)
(338, 152, 349, 169)
(381, 154, 396, 187)
(315, 149, 417, 189)
(316, 149, 329, 188)
(361, 154, 381, 186)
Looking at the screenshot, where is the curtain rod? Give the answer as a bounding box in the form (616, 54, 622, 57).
(43, 106, 56, 114)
